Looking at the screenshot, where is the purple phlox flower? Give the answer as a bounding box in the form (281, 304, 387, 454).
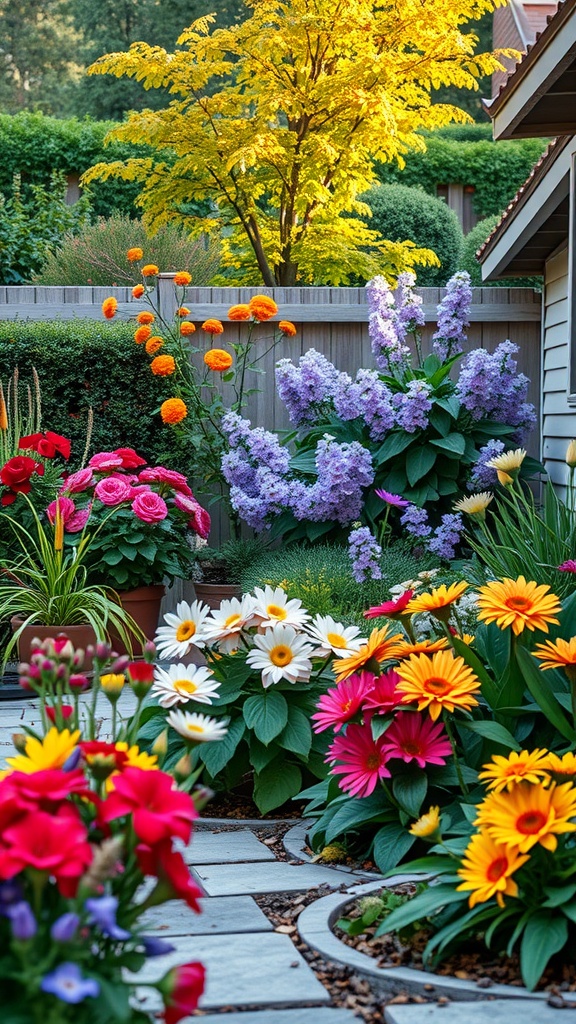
(468, 439, 505, 491)
(299, 438, 374, 526)
(393, 380, 433, 433)
(51, 912, 80, 943)
(400, 504, 431, 539)
(432, 271, 472, 361)
(428, 513, 463, 561)
(221, 410, 292, 531)
(139, 935, 177, 956)
(85, 895, 130, 941)
(558, 560, 576, 573)
(375, 488, 410, 508)
(41, 962, 99, 1004)
(396, 272, 425, 334)
(348, 526, 383, 584)
(456, 341, 536, 444)
(332, 369, 395, 441)
(8, 901, 36, 940)
(275, 349, 340, 426)
(366, 275, 411, 373)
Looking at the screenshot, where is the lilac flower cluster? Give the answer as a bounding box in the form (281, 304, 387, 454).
(366, 276, 410, 373)
(400, 504, 431, 539)
(221, 412, 292, 530)
(432, 271, 472, 361)
(348, 525, 383, 584)
(456, 341, 536, 442)
(468, 439, 505, 491)
(393, 380, 433, 433)
(302, 438, 375, 525)
(428, 513, 463, 561)
(396, 272, 425, 335)
(332, 369, 395, 441)
(275, 349, 340, 426)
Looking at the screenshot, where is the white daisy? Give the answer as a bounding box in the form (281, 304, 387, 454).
(166, 709, 229, 743)
(201, 594, 258, 653)
(305, 614, 366, 658)
(246, 623, 314, 688)
(151, 663, 221, 708)
(251, 585, 310, 631)
(154, 600, 210, 659)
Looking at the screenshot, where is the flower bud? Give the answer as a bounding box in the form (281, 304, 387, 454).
(173, 753, 192, 782)
(143, 640, 156, 663)
(51, 912, 80, 943)
(191, 785, 214, 813)
(8, 901, 37, 941)
(100, 673, 125, 701)
(111, 655, 130, 674)
(69, 673, 90, 692)
(94, 641, 112, 663)
(72, 649, 85, 669)
(11, 733, 27, 752)
(152, 729, 168, 757)
(567, 440, 576, 467)
(46, 705, 74, 724)
(55, 663, 68, 680)
(53, 636, 75, 661)
(126, 661, 155, 698)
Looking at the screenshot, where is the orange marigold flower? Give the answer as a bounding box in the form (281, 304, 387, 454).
(134, 325, 152, 345)
(180, 321, 196, 336)
(204, 349, 233, 372)
(127, 247, 143, 262)
(137, 311, 155, 325)
(279, 320, 297, 337)
(132, 284, 145, 298)
(201, 319, 224, 335)
(174, 271, 192, 286)
(151, 354, 176, 377)
(145, 336, 164, 355)
(161, 398, 187, 424)
(228, 304, 251, 321)
(142, 264, 159, 277)
(102, 296, 118, 319)
(177, 306, 190, 318)
(248, 295, 278, 321)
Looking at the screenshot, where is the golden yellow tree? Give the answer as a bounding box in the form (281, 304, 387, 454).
(84, 0, 508, 286)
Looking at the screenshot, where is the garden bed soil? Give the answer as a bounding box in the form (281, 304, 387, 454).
(335, 884, 576, 1003)
(207, 791, 307, 820)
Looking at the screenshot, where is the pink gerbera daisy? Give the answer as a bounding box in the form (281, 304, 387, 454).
(311, 672, 375, 734)
(375, 489, 410, 509)
(362, 669, 403, 714)
(364, 590, 414, 620)
(380, 712, 452, 769)
(327, 723, 391, 797)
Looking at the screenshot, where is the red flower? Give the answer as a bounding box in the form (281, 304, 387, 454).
(81, 741, 129, 771)
(0, 808, 92, 895)
(5, 769, 95, 812)
(1, 455, 44, 504)
(114, 447, 147, 469)
(312, 672, 375, 734)
(126, 661, 155, 697)
(362, 669, 403, 714)
(159, 961, 205, 1024)
(364, 591, 414, 619)
(100, 767, 197, 845)
(136, 839, 203, 912)
(380, 711, 452, 768)
(327, 723, 391, 798)
(19, 431, 71, 460)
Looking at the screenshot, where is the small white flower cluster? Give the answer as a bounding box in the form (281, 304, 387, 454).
(389, 570, 478, 640)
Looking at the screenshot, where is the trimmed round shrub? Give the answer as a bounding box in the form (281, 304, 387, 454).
(362, 183, 464, 286)
(460, 215, 542, 289)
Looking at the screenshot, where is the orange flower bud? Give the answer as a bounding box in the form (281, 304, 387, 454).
(227, 304, 251, 321)
(279, 320, 297, 337)
(174, 271, 192, 286)
(132, 284, 145, 298)
(142, 264, 159, 277)
(145, 336, 164, 355)
(134, 325, 152, 344)
(248, 295, 278, 321)
(177, 306, 190, 317)
(137, 311, 155, 325)
(180, 321, 196, 336)
(151, 354, 176, 376)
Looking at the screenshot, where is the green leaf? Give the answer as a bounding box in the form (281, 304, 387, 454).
(376, 884, 465, 935)
(102, 548, 123, 565)
(520, 912, 568, 991)
(449, 636, 501, 710)
(561, 900, 576, 923)
(392, 771, 428, 818)
(253, 757, 302, 814)
(325, 792, 392, 843)
(516, 646, 576, 742)
(199, 717, 245, 776)
(543, 883, 576, 908)
(435, 395, 460, 419)
(423, 354, 442, 375)
(428, 406, 453, 437)
(278, 705, 312, 757)
(405, 446, 436, 486)
(243, 691, 288, 745)
(375, 430, 414, 464)
(372, 824, 416, 873)
(429, 432, 466, 456)
(249, 736, 281, 772)
(458, 720, 521, 751)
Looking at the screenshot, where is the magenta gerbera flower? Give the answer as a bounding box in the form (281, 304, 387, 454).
(312, 672, 375, 734)
(375, 488, 410, 508)
(558, 560, 576, 573)
(380, 711, 452, 768)
(364, 590, 414, 619)
(362, 669, 403, 714)
(327, 723, 391, 797)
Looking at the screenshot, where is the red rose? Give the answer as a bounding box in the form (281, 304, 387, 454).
(0, 455, 43, 505)
(159, 961, 205, 1024)
(19, 431, 71, 460)
(113, 447, 147, 469)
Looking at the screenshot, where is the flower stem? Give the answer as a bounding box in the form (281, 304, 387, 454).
(443, 712, 468, 795)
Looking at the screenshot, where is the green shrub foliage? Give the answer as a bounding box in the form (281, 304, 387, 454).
(460, 215, 542, 289)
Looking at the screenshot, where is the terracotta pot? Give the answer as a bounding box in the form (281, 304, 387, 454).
(193, 581, 241, 610)
(112, 583, 166, 656)
(10, 617, 97, 670)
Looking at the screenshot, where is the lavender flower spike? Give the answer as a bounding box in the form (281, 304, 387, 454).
(348, 525, 383, 584)
(432, 271, 472, 362)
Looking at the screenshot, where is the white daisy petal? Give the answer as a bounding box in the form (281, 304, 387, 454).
(246, 622, 314, 687)
(154, 600, 210, 658)
(251, 586, 310, 631)
(202, 594, 258, 649)
(167, 709, 229, 742)
(305, 614, 366, 658)
(151, 663, 221, 708)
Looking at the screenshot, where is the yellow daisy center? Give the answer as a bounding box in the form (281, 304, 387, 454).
(327, 632, 347, 649)
(225, 613, 242, 628)
(486, 856, 508, 882)
(174, 679, 198, 694)
(186, 723, 204, 734)
(424, 677, 452, 696)
(516, 810, 547, 834)
(266, 604, 287, 620)
(176, 620, 196, 642)
(342, 699, 353, 713)
(270, 644, 293, 666)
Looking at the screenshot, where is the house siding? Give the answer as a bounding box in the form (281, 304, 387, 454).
(542, 247, 574, 486)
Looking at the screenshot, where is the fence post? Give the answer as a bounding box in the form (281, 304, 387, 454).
(157, 274, 178, 322)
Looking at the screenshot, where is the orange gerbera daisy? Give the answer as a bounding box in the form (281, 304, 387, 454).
(478, 749, 550, 793)
(204, 349, 233, 372)
(542, 751, 576, 778)
(457, 832, 529, 908)
(101, 296, 118, 319)
(228, 304, 251, 321)
(174, 271, 192, 286)
(137, 310, 155, 325)
(142, 264, 159, 277)
(533, 637, 576, 682)
(476, 576, 561, 636)
(475, 780, 576, 853)
(145, 336, 164, 355)
(180, 321, 196, 336)
(127, 247, 143, 262)
(405, 582, 468, 621)
(160, 398, 187, 424)
(132, 284, 145, 298)
(393, 638, 449, 658)
(248, 295, 278, 321)
(333, 626, 404, 682)
(201, 319, 224, 335)
(396, 649, 481, 720)
(134, 325, 152, 345)
(151, 354, 176, 376)
(279, 320, 297, 336)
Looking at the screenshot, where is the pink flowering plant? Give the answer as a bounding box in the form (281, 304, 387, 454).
(59, 447, 210, 590)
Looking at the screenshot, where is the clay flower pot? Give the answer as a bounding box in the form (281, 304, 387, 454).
(10, 617, 97, 670)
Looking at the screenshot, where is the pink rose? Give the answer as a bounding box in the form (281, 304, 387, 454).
(47, 496, 75, 523)
(46, 497, 91, 534)
(61, 467, 94, 494)
(138, 467, 192, 495)
(95, 477, 133, 505)
(89, 452, 124, 471)
(174, 493, 211, 539)
(128, 483, 152, 500)
(132, 491, 168, 523)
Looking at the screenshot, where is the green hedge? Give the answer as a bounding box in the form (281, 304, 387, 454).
(460, 215, 542, 289)
(0, 320, 192, 474)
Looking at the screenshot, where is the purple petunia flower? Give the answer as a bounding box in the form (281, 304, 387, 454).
(7, 901, 36, 941)
(51, 913, 80, 943)
(139, 935, 177, 956)
(348, 526, 383, 584)
(40, 963, 99, 1004)
(85, 895, 130, 941)
(375, 488, 410, 508)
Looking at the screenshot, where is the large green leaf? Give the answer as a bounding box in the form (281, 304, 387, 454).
(243, 691, 288, 745)
(199, 717, 245, 776)
(253, 757, 302, 813)
(249, 736, 281, 772)
(450, 635, 501, 710)
(375, 430, 414, 464)
(516, 646, 576, 742)
(372, 824, 416, 873)
(392, 771, 428, 818)
(405, 446, 436, 486)
(520, 912, 568, 991)
(458, 720, 521, 751)
(278, 705, 313, 757)
(325, 792, 392, 843)
(430, 432, 466, 456)
(376, 884, 465, 935)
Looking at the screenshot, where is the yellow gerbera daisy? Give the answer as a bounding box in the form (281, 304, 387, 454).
(457, 831, 529, 908)
(393, 638, 449, 658)
(533, 637, 576, 682)
(405, 582, 468, 622)
(485, 447, 526, 474)
(333, 626, 404, 682)
(475, 780, 576, 853)
(541, 751, 576, 778)
(105, 742, 158, 792)
(395, 649, 481, 721)
(409, 805, 441, 838)
(6, 727, 80, 774)
(478, 749, 550, 793)
(476, 576, 561, 636)
(453, 492, 493, 519)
